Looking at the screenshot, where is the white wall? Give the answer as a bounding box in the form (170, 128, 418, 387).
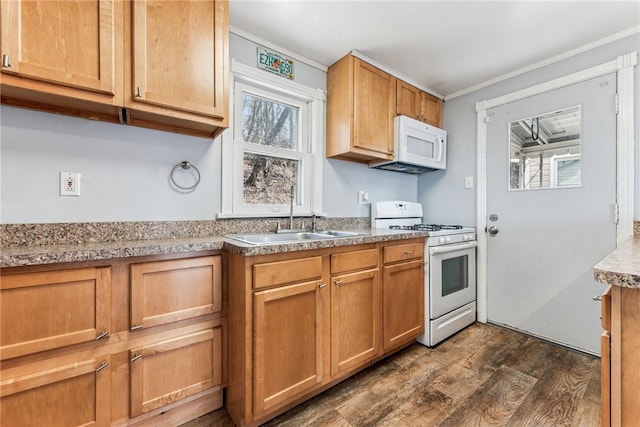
(419, 33, 640, 225)
(0, 32, 417, 224)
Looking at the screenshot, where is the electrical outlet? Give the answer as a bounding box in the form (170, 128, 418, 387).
(60, 172, 81, 196)
(358, 190, 369, 204)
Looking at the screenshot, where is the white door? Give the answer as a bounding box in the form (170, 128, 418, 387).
(486, 74, 617, 355)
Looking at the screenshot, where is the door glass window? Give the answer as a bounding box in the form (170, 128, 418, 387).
(442, 255, 469, 297)
(509, 106, 581, 190)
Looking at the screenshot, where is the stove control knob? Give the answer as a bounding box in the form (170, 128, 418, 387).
(468, 234, 475, 240)
(439, 237, 446, 244)
(463, 235, 469, 241)
(445, 237, 452, 243)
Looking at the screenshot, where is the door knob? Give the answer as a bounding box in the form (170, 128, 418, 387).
(488, 226, 499, 236)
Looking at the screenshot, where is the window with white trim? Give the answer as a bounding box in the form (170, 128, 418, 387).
(219, 60, 324, 218)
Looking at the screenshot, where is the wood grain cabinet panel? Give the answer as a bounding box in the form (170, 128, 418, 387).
(0, 355, 111, 426)
(253, 281, 324, 415)
(0, 0, 123, 118)
(383, 242, 423, 264)
(330, 248, 378, 275)
(129, 328, 222, 417)
(331, 269, 380, 375)
(130, 256, 222, 330)
(253, 256, 323, 289)
(396, 80, 442, 127)
(606, 285, 640, 427)
(326, 54, 395, 162)
(0, 267, 111, 360)
(382, 259, 424, 350)
(1, 0, 229, 138)
(125, 0, 229, 136)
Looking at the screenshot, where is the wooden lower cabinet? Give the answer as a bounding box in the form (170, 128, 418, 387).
(382, 259, 424, 350)
(0, 267, 111, 360)
(227, 239, 424, 426)
(331, 269, 380, 375)
(0, 252, 224, 427)
(602, 285, 640, 427)
(130, 327, 222, 417)
(1, 354, 111, 426)
(253, 281, 325, 414)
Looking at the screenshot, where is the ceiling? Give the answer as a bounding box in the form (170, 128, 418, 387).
(229, 1, 640, 99)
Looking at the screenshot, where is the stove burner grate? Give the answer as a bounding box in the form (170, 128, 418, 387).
(390, 224, 464, 231)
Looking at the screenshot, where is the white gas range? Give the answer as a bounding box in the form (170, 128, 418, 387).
(371, 201, 477, 346)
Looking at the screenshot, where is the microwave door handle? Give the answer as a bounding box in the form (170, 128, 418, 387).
(435, 136, 444, 162)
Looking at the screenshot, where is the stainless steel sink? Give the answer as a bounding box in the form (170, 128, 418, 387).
(225, 230, 369, 245)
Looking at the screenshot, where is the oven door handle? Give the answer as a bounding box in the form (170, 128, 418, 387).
(429, 241, 477, 255)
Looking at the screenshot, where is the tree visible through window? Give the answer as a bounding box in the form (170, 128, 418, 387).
(240, 93, 300, 205)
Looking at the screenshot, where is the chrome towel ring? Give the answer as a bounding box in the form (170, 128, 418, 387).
(170, 161, 201, 190)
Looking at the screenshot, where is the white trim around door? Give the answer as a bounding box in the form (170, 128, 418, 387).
(475, 52, 637, 323)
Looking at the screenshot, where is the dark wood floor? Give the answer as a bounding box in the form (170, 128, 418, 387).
(182, 323, 601, 427)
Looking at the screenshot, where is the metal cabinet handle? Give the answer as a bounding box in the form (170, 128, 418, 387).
(95, 330, 109, 340)
(319, 283, 327, 289)
(2, 54, 11, 68)
(404, 250, 414, 255)
(334, 280, 343, 286)
(593, 295, 603, 301)
(95, 361, 109, 373)
(130, 324, 143, 331)
(136, 86, 142, 98)
(130, 354, 142, 363)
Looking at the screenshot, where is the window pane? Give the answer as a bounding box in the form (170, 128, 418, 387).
(509, 106, 581, 190)
(243, 153, 298, 205)
(241, 93, 299, 150)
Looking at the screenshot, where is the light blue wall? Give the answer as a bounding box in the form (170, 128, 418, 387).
(0, 32, 417, 224)
(418, 33, 640, 225)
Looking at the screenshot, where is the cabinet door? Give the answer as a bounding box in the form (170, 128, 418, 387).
(331, 269, 380, 375)
(1, 355, 111, 426)
(382, 260, 424, 350)
(1, 267, 111, 360)
(420, 91, 442, 127)
(396, 80, 421, 120)
(1, 0, 120, 100)
(601, 330, 611, 427)
(353, 58, 394, 157)
(130, 256, 222, 330)
(128, 0, 227, 119)
(130, 328, 222, 417)
(253, 281, 324, 414)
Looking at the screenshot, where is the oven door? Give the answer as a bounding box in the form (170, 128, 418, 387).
(429, 241, 476, 319)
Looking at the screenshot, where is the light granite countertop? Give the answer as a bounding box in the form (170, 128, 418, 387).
(0, 229, 426, 268)
(594, 237, 640, 289)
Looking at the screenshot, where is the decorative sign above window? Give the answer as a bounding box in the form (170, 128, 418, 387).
(257, 47, 294, 80)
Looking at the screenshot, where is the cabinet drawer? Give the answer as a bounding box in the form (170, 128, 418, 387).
(331, 249, 378, 275)
(253, 256, 322, 289)
(1, 355, 111, 426)
(129, 327, 222, 417)
(383, 242, 423, 264)
(0, 267, 111, 360)
(130, 256, 221, 330)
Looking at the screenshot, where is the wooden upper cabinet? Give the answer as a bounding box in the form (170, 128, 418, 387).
(0, 0, 123, 119)
(396, 80, 442, 127)
(327, 54, 395, 162)
(0, 267, 111, 360)
(125, 0, 229, 137)
(0, 0, 229, 138)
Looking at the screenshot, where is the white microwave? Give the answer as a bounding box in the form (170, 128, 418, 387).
(370, 115, 447, 174)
